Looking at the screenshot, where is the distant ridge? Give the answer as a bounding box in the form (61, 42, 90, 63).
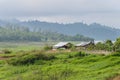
(0, 19, 120, 40)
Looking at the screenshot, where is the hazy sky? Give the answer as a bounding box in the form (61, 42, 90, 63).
(0, 0, 120, 28)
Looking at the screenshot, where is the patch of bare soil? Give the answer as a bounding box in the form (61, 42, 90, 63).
(0, 57, 8, 60)
(108, 76, 120, 80)
(0, 57, 5, 60)
(112, 76, 120, 80)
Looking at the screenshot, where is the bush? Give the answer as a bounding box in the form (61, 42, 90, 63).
(6, 51, 56, 65)
(43, 46, 52, 50)
(115, 48, 120, 52)
(74, 51, 88, 57)
(111, 52, 120, 56)
(67, 54, 73, 58)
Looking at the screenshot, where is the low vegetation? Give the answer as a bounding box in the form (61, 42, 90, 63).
(0, 47, 119, 80)
(0, 37, 120, 80)
(6, 50, 56, 65)
(79, 38, 120, 52)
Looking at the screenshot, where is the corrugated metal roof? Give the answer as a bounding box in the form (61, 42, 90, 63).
(76, 42, 91, 47)
(53, 42, 69, 48)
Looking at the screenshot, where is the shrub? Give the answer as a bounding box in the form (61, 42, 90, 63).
(111, 52, 120, 56)
(43, 45, 52, 51)
(115, 48, 120, 52)
(6, 51, 56, 65)
(67, 54, 73, 58)
(74, 51, 88, 57)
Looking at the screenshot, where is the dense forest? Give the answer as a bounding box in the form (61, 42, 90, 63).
(0, 26, 93, 42)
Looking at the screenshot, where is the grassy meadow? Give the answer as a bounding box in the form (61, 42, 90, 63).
(0, 42, 120, 80)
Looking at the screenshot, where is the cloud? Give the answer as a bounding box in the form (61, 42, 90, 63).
(0, 0, 120, 28)
(0, 0, 120, 16)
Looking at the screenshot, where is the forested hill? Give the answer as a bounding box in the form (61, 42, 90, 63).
(0, 19, 120, 40)
(0, 26, 93, 42)
(20, 21, 120, 40)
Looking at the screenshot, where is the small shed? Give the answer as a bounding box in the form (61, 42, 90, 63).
(75, 41, 94, 48)
(53, 42, 72, 49)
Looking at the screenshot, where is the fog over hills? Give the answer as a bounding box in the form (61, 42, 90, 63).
(0, 19, 120, 40)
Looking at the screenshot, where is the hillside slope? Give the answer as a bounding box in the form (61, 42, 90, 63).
(0, 19, 120, 40)
(20, 21, 120, 40)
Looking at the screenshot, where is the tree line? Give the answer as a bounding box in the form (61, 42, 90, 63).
(87, 38, 120, 52)
(0, 26, 94, 42)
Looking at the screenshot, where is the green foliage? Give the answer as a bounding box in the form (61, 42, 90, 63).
(0, 49, 120, 80)
(111, 52, 120, 56)
(43, 45, 52, 51)
(95, 40, 113, 51)
(0, 51, 120, 80)
(2, 39, 120, 80)
(6, 51, 56, 65)
(95, 42, 106, 50)
(114, 37, 120, 52)
(0, 26, 93, 42)
(86, 44, 95, 50)
(74, 51, 88, 57)
(105, 40, 113, 46)
(67, 51, 88, 58)
(70, 34, 94, 42)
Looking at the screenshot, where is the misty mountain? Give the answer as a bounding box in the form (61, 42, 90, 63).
(0, 19, 120, 40)
(20, 21, 120, 40)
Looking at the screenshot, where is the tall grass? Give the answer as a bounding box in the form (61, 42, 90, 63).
(0, 49, 120, 80)
(6, 50, 56, 65)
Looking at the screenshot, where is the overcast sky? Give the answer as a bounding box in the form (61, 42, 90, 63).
(0, 0, 120, 28)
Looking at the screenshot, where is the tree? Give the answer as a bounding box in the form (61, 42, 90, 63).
(95, 42, 106, 50)
(105, 40, 113, 51)
(105, 40, 113, 46)
(114, 37, 120, 52)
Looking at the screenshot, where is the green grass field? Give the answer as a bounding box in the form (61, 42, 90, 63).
(0, 42, 120, 80)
